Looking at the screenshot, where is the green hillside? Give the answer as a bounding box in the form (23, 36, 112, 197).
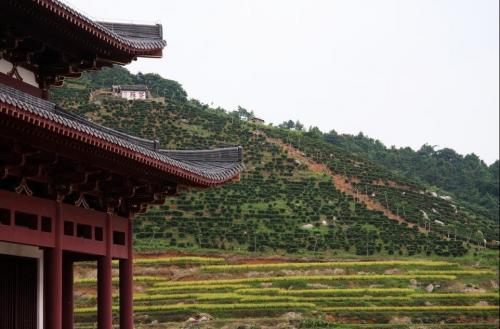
(320, 131, 499, 222)
(51, 66, 499, 257)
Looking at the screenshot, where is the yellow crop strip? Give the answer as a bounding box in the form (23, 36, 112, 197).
(75, 276, 164, 285)
(134, 292, 240, 302)
(407, 270, 495, 276)
(147, 284, 250, 293)
(134, 256, 225, 265)
(320, 306, 500, 312)
(279, 288, 416, 296)
(75, 302, 317, 314)
(153, 274, 456, 287)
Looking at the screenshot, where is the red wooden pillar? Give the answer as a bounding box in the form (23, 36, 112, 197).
(97, 212, 113, 329)
(119, 219, 134, 329)
(47, 200, 63, 329)
(62, 257, 74, 329)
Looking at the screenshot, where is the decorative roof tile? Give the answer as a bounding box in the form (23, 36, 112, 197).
(32, 0, 167, 54)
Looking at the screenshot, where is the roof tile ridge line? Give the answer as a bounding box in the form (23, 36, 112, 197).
(159, 146, 243, 154)
(0, 100, 242, 186)
(97, 21, 163, 33)
(0, 88, 245, 177)
(158, 147, 244, 163)
(0, 96, 245, 177)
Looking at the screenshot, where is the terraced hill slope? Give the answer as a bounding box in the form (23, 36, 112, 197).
(51, 66, 499, 257)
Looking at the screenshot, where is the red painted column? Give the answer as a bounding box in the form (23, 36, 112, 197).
(62, 257, 74, 329)
(97, 212, 113, 329)
(47, 200, 63, 329)
(119, 218, 134, 329)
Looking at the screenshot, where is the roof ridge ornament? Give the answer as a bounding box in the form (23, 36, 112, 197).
(75, 193, 90, 209)
(7, 64, 23, 81)
(15, 177, 33, 196)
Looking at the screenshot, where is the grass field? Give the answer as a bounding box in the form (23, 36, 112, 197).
(73, 251, 499, 328)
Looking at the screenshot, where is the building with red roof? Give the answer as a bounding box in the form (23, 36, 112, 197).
(0, 1, 244, 328)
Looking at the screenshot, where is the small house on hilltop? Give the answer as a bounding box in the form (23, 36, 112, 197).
(112, 84, 150, 100)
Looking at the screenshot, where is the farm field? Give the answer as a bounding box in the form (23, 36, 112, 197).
(73, 251, 499, 329)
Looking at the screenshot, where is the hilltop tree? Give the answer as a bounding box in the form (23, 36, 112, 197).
(295, 120, 304, 131)
(279, 120, 296, 130)
(136, 72, 187, 102)
(278, 120, 304, 131)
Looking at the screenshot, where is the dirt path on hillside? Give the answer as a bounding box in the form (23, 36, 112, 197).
(265, 136, 428, 234)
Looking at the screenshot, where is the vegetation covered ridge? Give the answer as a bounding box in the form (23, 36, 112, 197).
(52, 65, 499, 257)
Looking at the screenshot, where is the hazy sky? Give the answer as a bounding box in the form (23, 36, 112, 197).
(69, 0, 499, 164)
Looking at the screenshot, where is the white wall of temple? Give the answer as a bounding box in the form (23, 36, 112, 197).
(0, 58, 39, 87)
(121, 90, 147, 100)
(0, 241, 44, 329)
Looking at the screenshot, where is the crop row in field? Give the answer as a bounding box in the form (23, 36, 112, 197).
(75, 275, 163, 285)
(134, 256, 225, 265)
(77, 289, 499, 308)
(320, 305, 499, 312)
(151, 274, 457, 287)
(407, 270, 495, 276)
(142, 284, 249, 293)
(75, 302, 316, 314)
(74, 273, 458, 286)
(131, 292, 499, 306)
(75, 303, 499, 315)
(78, 256, 226, 268)
(233, 288, 415, 296)
(200, 260, 457, 272)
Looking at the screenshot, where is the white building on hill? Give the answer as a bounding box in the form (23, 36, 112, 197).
(112, 84, 149, 100)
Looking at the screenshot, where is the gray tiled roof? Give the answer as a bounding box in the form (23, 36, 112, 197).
(39, 0, 166, 52)
(0, 83, 244, 184)
(98, 22, 163, 41)
(112, 84, 149, 92)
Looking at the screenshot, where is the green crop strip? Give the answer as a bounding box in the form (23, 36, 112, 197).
(201, 260, 456, 272)
(235, 288, 415, 296)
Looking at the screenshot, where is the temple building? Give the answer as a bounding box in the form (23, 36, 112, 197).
(0, 1, 244, 329)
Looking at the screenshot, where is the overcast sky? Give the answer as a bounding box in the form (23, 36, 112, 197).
(69, 0, 499, 164)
